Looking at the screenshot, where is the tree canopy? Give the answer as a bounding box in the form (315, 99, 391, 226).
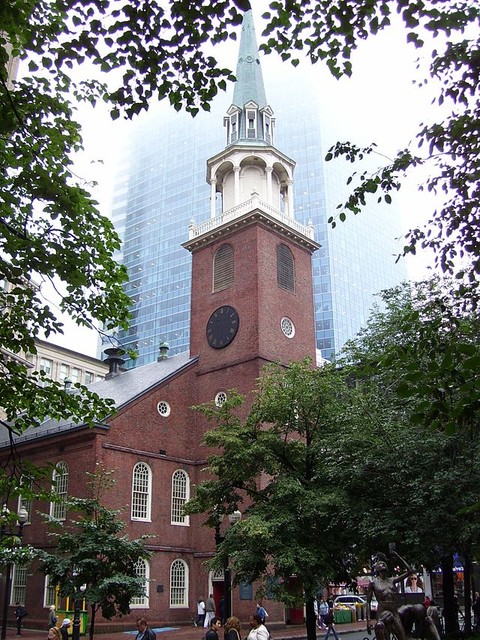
(38, 467, 152, 640)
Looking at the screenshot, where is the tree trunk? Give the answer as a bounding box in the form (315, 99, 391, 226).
(305, 596, 317, 640)
(442, 555, 459, 635)
(89, 604, 96, 640)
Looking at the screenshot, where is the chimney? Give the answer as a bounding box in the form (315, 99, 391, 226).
(157, 341, 169, 361)
(103, 347, 126, 379)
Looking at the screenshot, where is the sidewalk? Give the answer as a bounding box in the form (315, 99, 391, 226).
(14, 620, 368, 640)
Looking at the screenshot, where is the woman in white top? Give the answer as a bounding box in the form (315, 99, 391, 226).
(247, 614, 269, 640)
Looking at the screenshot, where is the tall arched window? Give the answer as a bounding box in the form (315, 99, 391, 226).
(170, 559, 188, 607)
(131, 462, 151, 521)
(277, 243, 295, 292)
(50, 461, 68, 520)
(171, 470, 190, 526)
(130, 558, 150, 607)
(213, 244, 234, 292)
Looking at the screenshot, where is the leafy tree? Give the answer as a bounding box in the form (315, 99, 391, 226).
(38, 466, 152, 640)
(337, 278, 480, 633)
(185, 361, 369, 640)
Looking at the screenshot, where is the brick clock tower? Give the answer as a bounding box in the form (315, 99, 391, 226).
(183, 10, 319, 401)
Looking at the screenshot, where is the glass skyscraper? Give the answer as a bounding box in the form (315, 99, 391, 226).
(110, 36, 406, 368)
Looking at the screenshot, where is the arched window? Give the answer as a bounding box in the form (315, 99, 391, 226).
(277, 243, 295, 292)
(131, 558, 150, 607)
(213, 244, 234, 292)
(170, 559, 188, 607)
(131, 462, 151, 521)
(171, 470, 190, 526)
(50, 461, 68, 520)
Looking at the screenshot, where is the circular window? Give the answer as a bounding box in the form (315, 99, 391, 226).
(215, 392, 227, 407)
(157, 401, 171, 417)
(281, 317, 295, 338)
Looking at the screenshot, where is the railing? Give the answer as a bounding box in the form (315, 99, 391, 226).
(188, 196, 315, 240)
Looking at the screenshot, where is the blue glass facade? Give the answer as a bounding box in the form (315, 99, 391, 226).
(111, 64, 406, 367)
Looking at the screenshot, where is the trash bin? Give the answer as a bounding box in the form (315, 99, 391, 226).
(334, 609, 352, 624)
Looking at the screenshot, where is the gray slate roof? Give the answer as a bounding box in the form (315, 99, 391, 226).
(0, 351, 197, 448)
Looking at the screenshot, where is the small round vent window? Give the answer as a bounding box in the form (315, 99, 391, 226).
(157, 401, 171, 417)
(281, 317, 295, 338)
(215, 392, 227, 407)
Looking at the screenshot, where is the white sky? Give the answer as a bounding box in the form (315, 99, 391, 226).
(38, 7, 443, 356)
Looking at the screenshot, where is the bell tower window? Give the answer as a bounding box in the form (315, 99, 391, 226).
(277, 243, 295, 292)
(213, 244, 234, 292)
(247, 110, 257, 139)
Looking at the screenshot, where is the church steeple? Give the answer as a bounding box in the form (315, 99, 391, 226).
(227, 9, 271, 145)
(186, 9, 315, 242)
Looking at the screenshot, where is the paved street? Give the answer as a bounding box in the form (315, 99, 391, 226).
(11, 620, 368, 640)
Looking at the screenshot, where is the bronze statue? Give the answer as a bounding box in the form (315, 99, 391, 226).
(366, 550, 440, 640)
(367, 555, 412, 640)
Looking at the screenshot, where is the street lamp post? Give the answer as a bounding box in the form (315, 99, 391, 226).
(72, 584, 86, 640)
(0, 506, 28, 640)
(214, 510, 241, 622)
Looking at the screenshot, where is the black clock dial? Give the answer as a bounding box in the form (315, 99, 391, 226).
(206, 305, 239, 349)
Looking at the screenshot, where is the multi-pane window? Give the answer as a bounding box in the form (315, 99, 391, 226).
(171, 470, 189, 526)
(213, 244, 234, 293)
(44, 575, 56, 607)
(131, 462, 151, 521)
(170, 559, 188, 607)
(50, 462, 68, 520)
(12, 566, 27, 605)
(39, 358, 52, 377)
(130, 559, 149, 607)
(71, 368, 80, 383)
(277, 244, 295, 292)
(59, 364, 69, 382)
(84, 372, 94, 385)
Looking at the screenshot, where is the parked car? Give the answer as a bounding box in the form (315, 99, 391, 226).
(333, 595, 367, 610)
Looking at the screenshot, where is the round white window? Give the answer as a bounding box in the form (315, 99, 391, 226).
(157, 400, 171, 417)
(215, 392, 227, 407)
(281, 317, 295, 338)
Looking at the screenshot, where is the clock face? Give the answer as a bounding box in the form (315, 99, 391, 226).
(206, 305, 239, 349)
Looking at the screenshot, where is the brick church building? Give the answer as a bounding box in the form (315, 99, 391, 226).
(0, 11, 319, 632)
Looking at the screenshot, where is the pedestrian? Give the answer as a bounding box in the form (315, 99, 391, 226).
(48, 606, 58, 630)
(319, 597, 329, 629)
(48, 628, 61, 640)
(224, 616, 242, 640)
(427, 600, 442, 637)
(60, 619, 71, 640)
(205, 617, 222, 640)
(195, 598, 206, 627)
(135, 618, 156, 640)
(14, 603, 27, 635)
(246, 614, 269, 640)
(323, 607, 340, 640)
(204, 593, 216, 628)
(256, 603, 268, 624)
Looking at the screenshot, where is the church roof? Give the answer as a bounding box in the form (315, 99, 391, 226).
(231, 9, 268, 113)
(0, 351, 197, 448)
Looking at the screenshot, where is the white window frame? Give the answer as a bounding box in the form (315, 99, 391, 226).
(131, 462, 152, 521)
(12, 565, 27, 605)
(171, 470, 190, 526)
(130, 558, 150, 608)
(50, 461, 68, 520)
(44, 575, 56, 608)
(169, 559, 189, 608)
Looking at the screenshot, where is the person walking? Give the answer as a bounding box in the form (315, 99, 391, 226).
(48, 606, 58, 630)
(135, 618, 156, 640)
(225, 617, 242, 640)
(247, 614, 269, 640)
(204, 594, 216, 628)
(323, 607, 340, 640)
(14, 603, 27, 635)
(205, 617, 222, 640)
(256, 604, 268, 625)
(60, 619, 70, 640)
(319, 597, 329, 629)
(195, 598, 205, 627)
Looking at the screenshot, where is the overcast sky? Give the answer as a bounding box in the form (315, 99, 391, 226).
(38, 6, 443, 355)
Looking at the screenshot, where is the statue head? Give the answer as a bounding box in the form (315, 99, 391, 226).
(375, 560, 388, 575)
